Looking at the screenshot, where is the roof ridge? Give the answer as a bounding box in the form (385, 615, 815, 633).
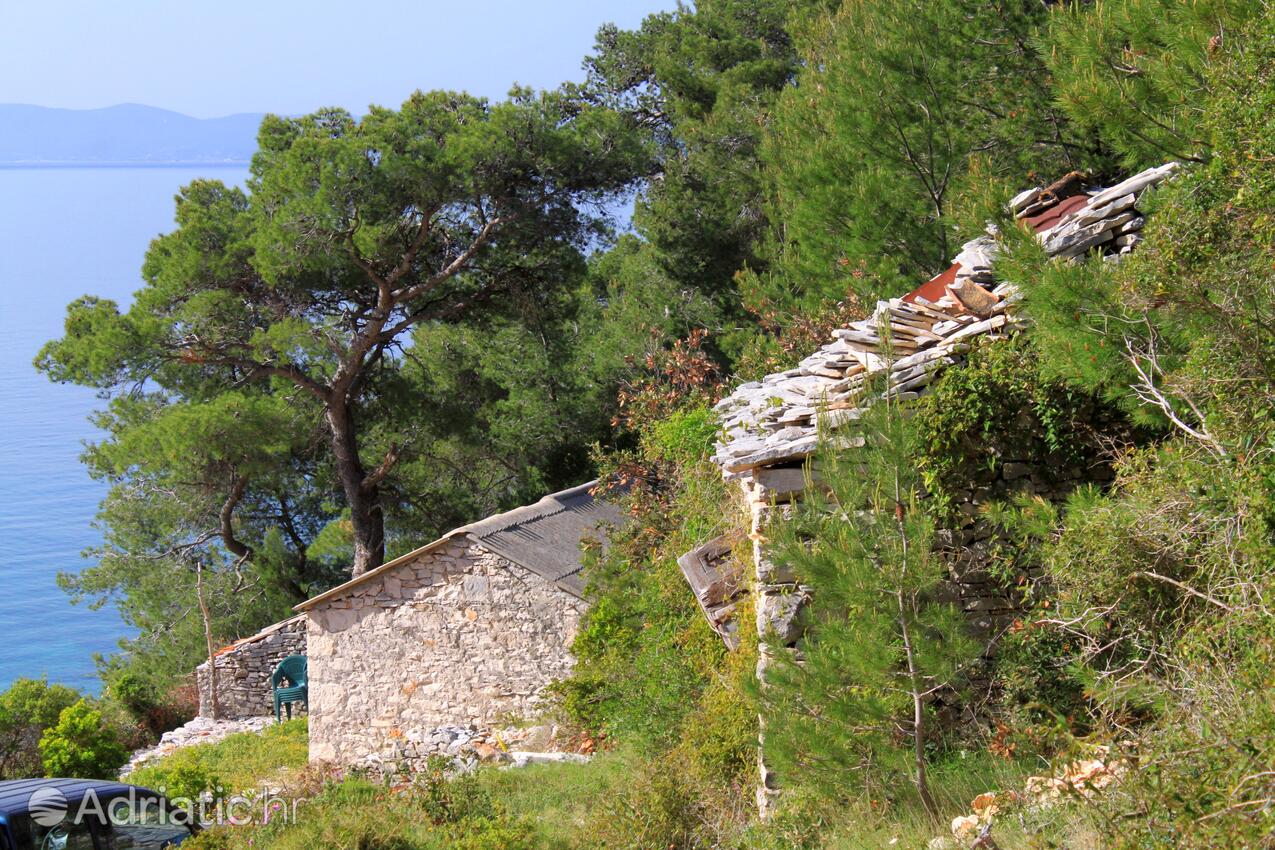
(294, 479, 608, 611)
(468, 480, 597, 539)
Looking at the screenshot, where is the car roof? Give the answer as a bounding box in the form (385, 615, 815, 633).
(0, 779, 149, 816)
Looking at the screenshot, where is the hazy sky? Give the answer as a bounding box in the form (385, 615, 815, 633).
(0, 0, 672, 118)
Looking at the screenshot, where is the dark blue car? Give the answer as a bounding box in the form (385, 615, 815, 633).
(0, 780, 194, 850)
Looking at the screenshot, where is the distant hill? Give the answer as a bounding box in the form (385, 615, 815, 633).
(0, 103, 264, 165)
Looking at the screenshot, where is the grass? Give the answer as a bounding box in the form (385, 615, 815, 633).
(473, 750, 636, 848)
(140, 722, 640, 850)
(125, 720, 1104, 849)
(746, 750, 1105, 850)
(183, 777, 538, 850)
(127, 717, 309, 794)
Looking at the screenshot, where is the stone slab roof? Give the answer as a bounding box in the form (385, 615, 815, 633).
(711, 162, 1180, 476)
(296, 480, 624, 610)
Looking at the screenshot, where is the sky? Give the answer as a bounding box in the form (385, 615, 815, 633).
(0, 0, 673, 118)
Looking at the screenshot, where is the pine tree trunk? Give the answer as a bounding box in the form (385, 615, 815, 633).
(897, 587, 939, 822)
(325, 400, 385, 577)
(894, 455, 939, 823)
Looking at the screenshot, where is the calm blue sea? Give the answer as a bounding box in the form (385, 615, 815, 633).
(0, 166, 247, 694)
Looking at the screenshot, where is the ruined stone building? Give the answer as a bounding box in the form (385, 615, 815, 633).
(683, 162, 1181, 814)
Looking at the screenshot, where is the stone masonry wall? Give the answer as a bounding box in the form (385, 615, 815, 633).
(306, 535, 587, 768)
(196, 615, 307, 720)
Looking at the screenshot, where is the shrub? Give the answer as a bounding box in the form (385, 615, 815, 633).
(0, 678, 81, 778)
(108, 670, 157, 719)
(38, 699, 128, 779)
(582, 752, 704, 850)
(990, 618, 1092, 756)
(413, 756, 495, 825)
(128, 746, 223, 804)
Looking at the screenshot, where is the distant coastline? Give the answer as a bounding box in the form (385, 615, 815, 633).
(0, 103, 263, 170)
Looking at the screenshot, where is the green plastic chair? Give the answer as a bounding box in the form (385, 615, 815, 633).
(271, 655, 308, 721)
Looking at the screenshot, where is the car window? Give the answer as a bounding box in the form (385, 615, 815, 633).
(100, 799, 190, 850)
(27, 820, 94, 850)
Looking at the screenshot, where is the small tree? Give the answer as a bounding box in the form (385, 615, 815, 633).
(0, 678, 80, 779)
(38, 700, 128, 780)
(759, 369, 975, 820)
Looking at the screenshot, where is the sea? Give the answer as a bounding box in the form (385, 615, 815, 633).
(0, 165, 248, 694)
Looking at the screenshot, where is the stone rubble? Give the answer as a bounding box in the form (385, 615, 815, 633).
(927, 747, 1123, 848)
(331, 722, 593, 780)
(121, 715, 591, 785)
(120, 716, 275, 778)
(711, 161, 1179, 477)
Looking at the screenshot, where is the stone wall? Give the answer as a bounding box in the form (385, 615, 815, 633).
(195, 615, 307, 720)
(305, 535, 587, 768)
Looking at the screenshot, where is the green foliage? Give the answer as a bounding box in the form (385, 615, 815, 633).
(0, 678, 81, 778)
(913, 336, 1128, 516)
(752, 0, 1106, 314)
(411, 756, 496, 826)
(38, 83, 649, 681)
(26, 1, 1275, 847)
(128, 718, 308, 795)
(573, 235, 724, 419)
(582, 0, 831, 319)
(38, 699, 128, 779)
(1001, 4, 1275, 451)
(1099, 610, 1275, 848)
(648, 406, 721, 468)
(992, 618, 1092, 748)
(106, 671, 156, 720)
(761, 396, 976, 816)
(965, 19, 1275, 846)
(133, 749, 222, 804)
(559, 405, 737, 749)
(1045, 0, 1265, 169)
(577, 608, 759, 848)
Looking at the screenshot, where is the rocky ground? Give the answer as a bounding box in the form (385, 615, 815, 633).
(120, 716, 591, 780)
(120, 715, 274, 777)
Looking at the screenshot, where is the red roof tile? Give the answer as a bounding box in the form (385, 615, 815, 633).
(1023, 193, 1088, 233)
(903, 262, 960, 304)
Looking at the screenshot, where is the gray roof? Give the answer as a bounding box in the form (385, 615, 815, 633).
(296, 480, 624, 610)
(464, 481, 622, 597)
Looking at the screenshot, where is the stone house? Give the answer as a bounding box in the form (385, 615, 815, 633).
(293, 481, 622, 767)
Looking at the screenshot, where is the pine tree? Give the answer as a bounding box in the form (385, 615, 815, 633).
(1045, 0, 1263, 170)
(752, 0, 1105, 315)
(759, 351, 976, 819)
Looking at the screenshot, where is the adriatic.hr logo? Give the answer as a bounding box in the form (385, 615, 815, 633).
(27, 787, 68, 827)
(25, 784, 307, 828)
